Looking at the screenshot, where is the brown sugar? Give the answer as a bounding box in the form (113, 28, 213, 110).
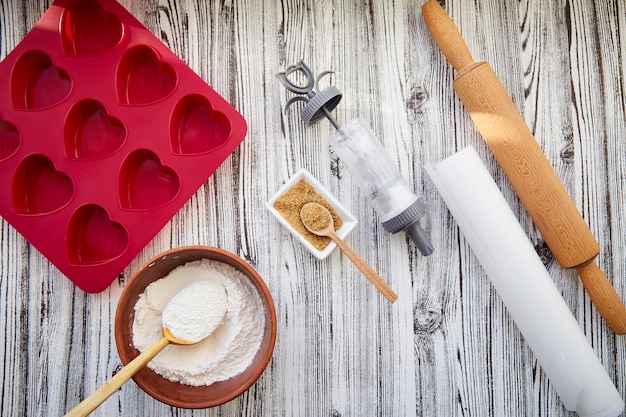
(300, 203, 331, 232)
(273, 179, 343, 251)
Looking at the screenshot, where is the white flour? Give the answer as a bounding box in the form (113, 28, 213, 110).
(162, 280, 228, 343)
(132, 258, 266, 386)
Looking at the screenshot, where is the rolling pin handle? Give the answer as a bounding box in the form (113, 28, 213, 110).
(577, 261, 626, 334)
(422, 0, 475, 72)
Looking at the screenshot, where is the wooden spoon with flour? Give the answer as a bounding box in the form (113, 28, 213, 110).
(65, 280, 228, 417)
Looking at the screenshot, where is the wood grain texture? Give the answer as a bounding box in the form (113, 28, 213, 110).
(0, 0, 624, 416)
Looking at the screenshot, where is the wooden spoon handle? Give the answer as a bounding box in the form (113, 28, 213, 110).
(329, 232, 398, 303)
(64, 336, 170, 417)
(577, 262, 626, 334)
(422, 0, 475, 72)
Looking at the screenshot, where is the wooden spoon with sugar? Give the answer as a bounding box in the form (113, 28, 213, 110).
(300, 202, 398, 303)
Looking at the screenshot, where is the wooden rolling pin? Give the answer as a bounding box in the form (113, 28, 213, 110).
(422, 0, 626, 334)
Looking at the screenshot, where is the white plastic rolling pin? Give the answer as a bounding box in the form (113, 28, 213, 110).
(425, 147, 624, 417)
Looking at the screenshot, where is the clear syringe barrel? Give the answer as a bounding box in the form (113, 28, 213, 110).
(328, 118, 433, 255)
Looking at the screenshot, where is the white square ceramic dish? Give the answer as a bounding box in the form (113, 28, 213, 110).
(267, 168, 358, 260)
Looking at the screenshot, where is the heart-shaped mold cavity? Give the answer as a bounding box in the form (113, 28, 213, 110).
(67, 204, 128, 265)
(170, 94, 232, 155)
(11, 50, 72, 110)
(13, 154, 74, 215)
(0, 116, 20, 161)
(116, 45, 177, 105)
(119, 149, 180, 210)
(60, 0, 124, 56)
(64, 99, 126, 160)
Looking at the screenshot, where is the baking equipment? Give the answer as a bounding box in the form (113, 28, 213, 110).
(0, 0, 247, 293)
(277, 61, 434, 256)
(422, 0, 626, 333)
(426, 147, 624, 417)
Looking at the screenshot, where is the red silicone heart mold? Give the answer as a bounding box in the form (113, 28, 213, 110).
(0, 0, 247, 292)
(170, 94, 231, 155)
(116, 45, 177, 105)
(61, 0, 124, 56)
(119, 149, 180, 210)
(13, 154, 74, 215)
(11, 50, 72, 110)
(67, 204, 128, 265)
(0, 116, 20, 161)
(64, 99, 126, 160)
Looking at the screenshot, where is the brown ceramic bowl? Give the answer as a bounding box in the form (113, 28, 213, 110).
(114, 246, 277, 409)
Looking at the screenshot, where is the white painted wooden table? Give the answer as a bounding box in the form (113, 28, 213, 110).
(1, 0, 625, 416)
